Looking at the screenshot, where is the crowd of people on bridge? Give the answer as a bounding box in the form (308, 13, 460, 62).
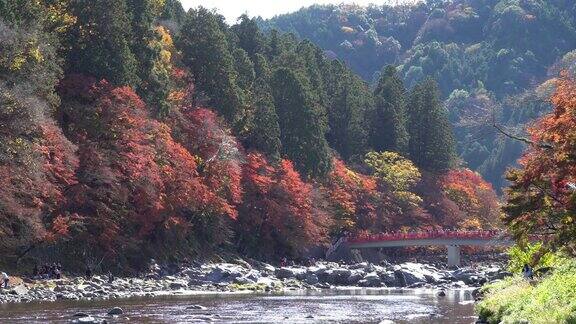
(347, 229, 503, 243)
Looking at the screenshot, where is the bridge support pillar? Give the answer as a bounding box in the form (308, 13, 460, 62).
(447, 245, 461, 267)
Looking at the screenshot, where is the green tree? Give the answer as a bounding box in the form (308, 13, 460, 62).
(66, 0, 140, 87)
(178, 7, 244, 124)
(232, 14, 266, 58)
(371, 65, 409, 154)
(247, 79, 282, 161)
(407, 79, 456, 172)
(325, 61, 371, 160)
(271, 68, 332, 178)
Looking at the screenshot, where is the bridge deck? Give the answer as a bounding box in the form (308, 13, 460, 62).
(348, 238, 514, 249)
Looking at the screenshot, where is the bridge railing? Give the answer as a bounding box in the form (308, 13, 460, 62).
(347, 230, 506, 244)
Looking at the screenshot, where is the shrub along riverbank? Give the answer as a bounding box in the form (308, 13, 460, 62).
(476, 257, 576, 324)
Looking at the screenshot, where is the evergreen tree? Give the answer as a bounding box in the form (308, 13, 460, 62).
(127, 0, 173, 118)
(326, 61, 371, 160)
(232, 48, 255, 91)
(271, 68, 332, 178)
(370, 65, 409, 154)
(247, 79, 282, 161)
(253, 53, 272, 80)
(232, 14, 266, 58)
(407, 79, 456, 172)
(179, 7, 243, 124)
(66, 0, 140, 87)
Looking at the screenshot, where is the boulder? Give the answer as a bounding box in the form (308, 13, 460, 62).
(393, 270, 407, 287)
(349, 262, 368, 270)
(107, 307, 123, 315)
(9, 285, 29, 296)
(347, 272, 363, 285)
(378, 271, 397, 286)
(169, 281, 188, 290)
(305, 273, 319, 285)
(329, 268, 352, 285)
(187, 305, 207, 310)
(275, 267, 296, 279)
(204, 264, 246, 283)
(360, 272, 382, 287)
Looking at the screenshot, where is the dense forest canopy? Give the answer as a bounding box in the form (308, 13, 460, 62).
(9, 0, 575, 272)
(261, 0, 576, 190)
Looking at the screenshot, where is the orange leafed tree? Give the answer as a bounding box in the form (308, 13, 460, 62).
(58, 75, 236, 267)
(236, 153, 328, 259)
(504, 75, 576, 255)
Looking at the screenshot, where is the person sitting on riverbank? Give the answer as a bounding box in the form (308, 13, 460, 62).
(522, 264, 533, 280)
(1, 271, 9, 288)
(33, 263, 63, 280)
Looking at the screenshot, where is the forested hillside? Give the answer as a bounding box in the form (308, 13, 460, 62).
(261, 0, 576, 189)
(0, 0, 500, 273)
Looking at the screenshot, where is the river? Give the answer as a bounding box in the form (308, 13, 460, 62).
(0, 288, 477, 323)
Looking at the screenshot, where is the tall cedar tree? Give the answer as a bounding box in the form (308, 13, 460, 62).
(247, 78, 282, 160)
(231, 14, 266, 58)
(271, 68, 332, 178)
(325, 61, 371, 160)
(407, 79, 456, 172)
(371, 65, 409, 154)
(178, 7, 244, 124)
(65, 0, 140, 87)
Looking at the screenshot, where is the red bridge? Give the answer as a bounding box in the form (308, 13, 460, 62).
(328, 230, 514, 267)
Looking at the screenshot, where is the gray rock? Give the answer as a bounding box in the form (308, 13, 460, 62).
(187, 305, 207, 310)
(329, 268, 352, 285)
(205, 264, 246, 283)
(349, 262, 368, 270)
(378, 271, 397, 286)
(305, 273, 319, 285)
(360, 272, 382, 287)
(347, 272, 363, 285)
(169, 281, 188, 290)
(275, 267, 296, 279)
(9, 285, 28, 296)
(107, 307, 123, 315)
(437, 290, 446, 297)
(393, 270, 407, 287)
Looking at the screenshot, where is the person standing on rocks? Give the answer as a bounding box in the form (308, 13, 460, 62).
(85, 267, 93, 280)
(1, 271, 9, 288)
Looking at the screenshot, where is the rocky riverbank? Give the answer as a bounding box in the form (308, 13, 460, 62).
(0, 260, 511, 305)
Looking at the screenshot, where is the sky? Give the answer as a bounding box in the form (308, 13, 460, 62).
(180, 0, 418, 24)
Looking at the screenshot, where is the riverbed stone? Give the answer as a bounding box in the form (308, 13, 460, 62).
(305, 273, 319, 285)
(360, 272, 382, 287)
(107, 307, 123, 315)
(329, 268, 352, 285)
(275, 267, 296, 279)
(169, 281, 188, 290)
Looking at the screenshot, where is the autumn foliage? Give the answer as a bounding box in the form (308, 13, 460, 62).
(504, 76, 576, 255)
(56, 76, 236, 265)
(236, 153, 328, 258)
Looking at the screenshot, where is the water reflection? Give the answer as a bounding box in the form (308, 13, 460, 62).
(0, 288, 477, 323)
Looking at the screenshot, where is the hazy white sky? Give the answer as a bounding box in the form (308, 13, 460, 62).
(180, 1, 417, 23)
